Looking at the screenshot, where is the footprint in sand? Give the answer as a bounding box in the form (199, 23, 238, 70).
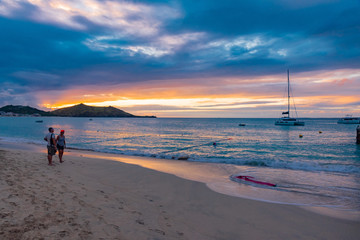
(149, 228, 165, 235)
(78, 230, 93, 239)
(144, 194, 155, 202)
(58, 230, 69, 237)
(0, 212, 11, 219)
(78, 200, 86, 206)
(131, 211, 142, 216)
(135, 219, 145, 225)
(7, 194, 18, 198)
(5, 180, 14, 186)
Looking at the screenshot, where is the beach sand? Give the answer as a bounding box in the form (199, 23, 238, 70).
(0, 146, 359, 240)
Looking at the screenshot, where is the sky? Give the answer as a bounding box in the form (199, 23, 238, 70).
(0, 0, 359, 117)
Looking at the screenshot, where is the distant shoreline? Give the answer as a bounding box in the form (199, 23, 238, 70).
(0, 115, 352, 119)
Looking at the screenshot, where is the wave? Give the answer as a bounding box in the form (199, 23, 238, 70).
(1, 136, 359, 174)
(196, 157, 360, 174)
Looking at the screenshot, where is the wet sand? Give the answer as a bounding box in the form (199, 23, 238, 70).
(0, 146, 359, 239)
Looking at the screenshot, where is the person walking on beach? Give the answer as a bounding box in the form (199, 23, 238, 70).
(56, 129, 66, 163)
(44, 127, 57, 166)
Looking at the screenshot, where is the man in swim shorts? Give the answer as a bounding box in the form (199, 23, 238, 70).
(44, 127, 57, 166)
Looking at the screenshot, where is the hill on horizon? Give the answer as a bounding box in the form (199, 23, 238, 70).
(0, 105, 53, 116)
(52, 103, 136, 117)
(0, 103, 156, 118)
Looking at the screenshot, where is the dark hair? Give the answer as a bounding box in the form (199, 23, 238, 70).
(48, 127, 53, 132)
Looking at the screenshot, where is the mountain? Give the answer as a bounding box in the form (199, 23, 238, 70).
(0, 103, 156, 118)
(51, 103, 155, 118)
(51, 103, 135, 117)
(0, 105, 53, 116)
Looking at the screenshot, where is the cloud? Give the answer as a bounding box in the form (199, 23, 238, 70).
(83, 32, 205, 57)
(0, 0, 359, 117)
(0, 0, 181, 36)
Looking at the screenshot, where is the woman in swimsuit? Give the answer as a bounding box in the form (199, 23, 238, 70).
(56, 129, 66, 163)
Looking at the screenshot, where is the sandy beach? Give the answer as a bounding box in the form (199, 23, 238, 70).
(0, 146, 359, 240)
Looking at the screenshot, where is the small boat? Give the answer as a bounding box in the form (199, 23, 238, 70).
(35, 120, 43, 123)
(238, 123, 246, 126)
(337, 115, 360, 124)
(275, 70, 305, 126)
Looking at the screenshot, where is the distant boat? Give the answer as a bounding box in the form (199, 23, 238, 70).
(35, 120, 43, 123)
(238, 123, 246, 126)
(275, 70, 305, 126)
(337, 115, 360, 124)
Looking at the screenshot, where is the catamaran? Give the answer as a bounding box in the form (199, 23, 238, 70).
(337, 115, 360, 124)
(275, 70, 305, 126)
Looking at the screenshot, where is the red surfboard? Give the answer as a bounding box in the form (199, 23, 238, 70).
(234, 175, 276, 187)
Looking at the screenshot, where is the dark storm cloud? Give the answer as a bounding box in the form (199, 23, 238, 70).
(0, 17, 105, 80)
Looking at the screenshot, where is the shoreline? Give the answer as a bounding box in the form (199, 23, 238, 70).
(1, 143, 360, 239)
(1, 139, 360, 221)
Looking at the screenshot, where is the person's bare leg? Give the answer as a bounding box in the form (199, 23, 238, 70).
(48, 154, 53, 165)
(59, 149, 64, 163)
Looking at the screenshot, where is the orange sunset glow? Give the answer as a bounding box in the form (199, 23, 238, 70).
(38, 69, 360, 117)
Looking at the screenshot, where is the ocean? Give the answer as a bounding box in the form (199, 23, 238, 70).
(1, 117, 359, 218)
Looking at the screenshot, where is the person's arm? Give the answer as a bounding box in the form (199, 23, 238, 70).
(55, 135, 59, 147)
(52, 135, 57, 148)
(64, 138, 66, 148)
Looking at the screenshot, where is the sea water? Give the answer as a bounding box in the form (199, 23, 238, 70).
(0, 117, 359, 218)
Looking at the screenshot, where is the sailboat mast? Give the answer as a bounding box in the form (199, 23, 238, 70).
(287, 69, 290, 117)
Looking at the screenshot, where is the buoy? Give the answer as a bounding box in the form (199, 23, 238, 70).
(319, 131, 322, 134)
(299, 134, 303, 138)
(213, 142, 217, 146)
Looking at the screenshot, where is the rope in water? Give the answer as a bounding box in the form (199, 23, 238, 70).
(160, 138, 233, 154)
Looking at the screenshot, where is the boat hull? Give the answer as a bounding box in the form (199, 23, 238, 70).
(337, 119, 360, 124)
(275, 120, 305, 126)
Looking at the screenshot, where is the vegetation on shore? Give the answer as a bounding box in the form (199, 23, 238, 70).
(0, 105, 53, 116)
(0, 103, 156, 118)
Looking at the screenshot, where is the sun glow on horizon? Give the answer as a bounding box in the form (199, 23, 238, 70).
(37, 68, 360, 117)
(45, 97, 284, 110)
